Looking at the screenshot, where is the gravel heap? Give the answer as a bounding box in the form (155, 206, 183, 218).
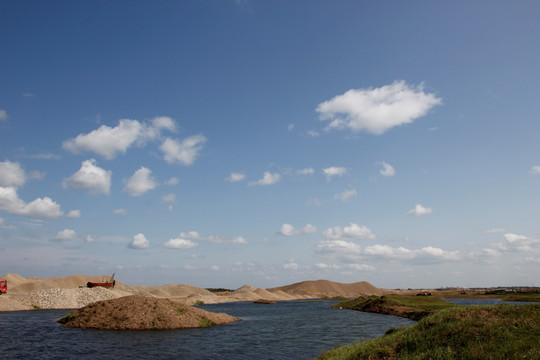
(58, 295, 241, 330)
(12, 287, 130, 310)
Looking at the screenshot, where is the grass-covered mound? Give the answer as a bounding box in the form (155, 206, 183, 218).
(319, 304, 540, 360)
(58, 295, 241, 330)
(333, 295, 455, 320)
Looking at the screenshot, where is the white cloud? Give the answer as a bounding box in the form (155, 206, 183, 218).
(63, 119, 143, 159)
(334, 188, 357, 202)
(323, 223, 375, 240)
(123, 167, 158, 196)
(0, 186, 63, 219)
(144, 116, 177, 140)
(297, 168, 314, 175)
(249, 172, 281, 186)
(210, 265, 220, 271)
(283, 261, 300, 271)
(278, 223, 318, 236)
(177, 230, 248, 245)
(407, 204, 433, 217)
(0, 160, 26, 187)
(322, 166, 348, 179)
(160, 135, 207, 166)
(162, 193, 176, 203)
(317, 81, 442, 135)
(318, 240, 462, 263)
(164, 237, 198, 249)
(66, 210, 81, 218)
(128, 233, 150, 249)
(503, 233, 529, 244)
(347, 263, 376, 271)
(0, 109, 7, 121)
(85, 235, 95, 243)
(63, 159, 112, 195)
(379, 161, 396, 177)
(165, 177, 179, 186)
(53, 229, 78, 241)
(62, 117, 178, 160)
(307, 130, 320, 137)
(288, 124, 294, 131)
(226, 172, 246, 182)
(231, 236, 248, 244)
(113, 208, 128, 215)
(530, 166, 540, 174)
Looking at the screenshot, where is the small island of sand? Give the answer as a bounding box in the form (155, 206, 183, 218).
(58, 295, 240, 330)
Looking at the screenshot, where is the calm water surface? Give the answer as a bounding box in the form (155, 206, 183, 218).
(0, 300, 414, 360)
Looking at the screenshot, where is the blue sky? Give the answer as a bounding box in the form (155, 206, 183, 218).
(1, 1, 539, 289)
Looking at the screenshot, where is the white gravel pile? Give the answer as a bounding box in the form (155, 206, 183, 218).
(13, 287, 129, 310)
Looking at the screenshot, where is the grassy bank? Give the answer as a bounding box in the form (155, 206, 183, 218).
(319, 303, 540, 359)
(319, 298, 540, 359)
(333, 295, 455, 320)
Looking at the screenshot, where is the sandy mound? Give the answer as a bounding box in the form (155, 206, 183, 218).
(130, 284, 214, 298)
(58, 295, 241, 330)
(269, 280, 384, 298)
(2, 274, 121, 294)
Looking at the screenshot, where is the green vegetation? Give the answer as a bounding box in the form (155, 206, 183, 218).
(198, 318, 216, 328)
(333, 295, 455, 321)
(58, 311, 78, 323)
(318, 304, 540, 360)
(193, 299, 205, 305)
(32, 305, 42, 310)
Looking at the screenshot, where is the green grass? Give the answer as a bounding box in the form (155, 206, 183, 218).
(333, 295, 455, 321)
(198, 318, 216, 328)
(318, 304, 540, 360)
(57, 311, 78, 323)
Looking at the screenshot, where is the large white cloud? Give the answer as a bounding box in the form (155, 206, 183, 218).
(249, 172, 281, 186)
(323, 223, 375, 240)
(317, 81, 442, 135)
(63, 119, 143, 159)
(160, 135, 207, 165)
(123, 167, 158, 196)
(0, 186, 63, 219)
(0, 160, 26, 187)
(62, 117, 180, 160)
(128, 233, 150, 249)
(63, 159, 112, 195)
(317, 240, 462, 263)
(0, 109, 7, 121)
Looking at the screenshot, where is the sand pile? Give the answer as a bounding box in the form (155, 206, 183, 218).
(58, 295, 241, 330)
(11, 287, 130, 310)
(0, 273, 386, 311)
(270, 280, 384, 298)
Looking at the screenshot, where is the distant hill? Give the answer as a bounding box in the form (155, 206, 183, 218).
(269, 279, 384, 298)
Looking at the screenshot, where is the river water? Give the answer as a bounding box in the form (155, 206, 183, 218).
(0, 300, 414, 360)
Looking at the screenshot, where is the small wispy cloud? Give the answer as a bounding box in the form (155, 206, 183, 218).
(407, 204, 433, 217)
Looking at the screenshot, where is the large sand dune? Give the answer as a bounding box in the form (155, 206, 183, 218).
(0, 273, 384, 312)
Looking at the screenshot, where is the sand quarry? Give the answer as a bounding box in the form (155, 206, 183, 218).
(0, 273, 386, 312)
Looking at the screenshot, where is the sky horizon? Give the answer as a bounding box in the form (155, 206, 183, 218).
(1, 1, 539, 289)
